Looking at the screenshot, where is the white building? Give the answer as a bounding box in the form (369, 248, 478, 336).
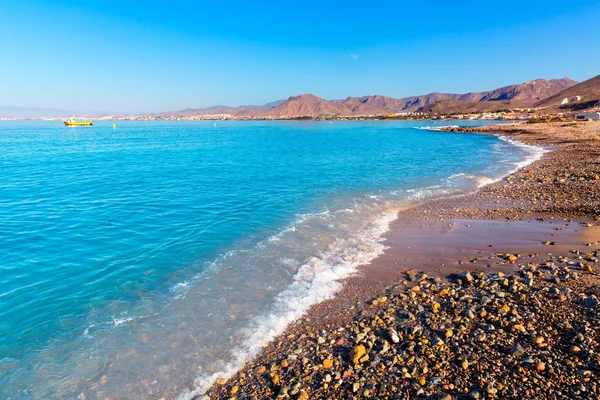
(574, 112, 600, 121)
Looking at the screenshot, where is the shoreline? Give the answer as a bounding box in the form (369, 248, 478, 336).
(195, 121, 600, 400)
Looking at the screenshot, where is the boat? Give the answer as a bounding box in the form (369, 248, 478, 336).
(63, 117, 93, 126)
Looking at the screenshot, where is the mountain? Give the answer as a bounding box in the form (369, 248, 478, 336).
(536, 74, 600, 112)
(266, 94, 347, 117)
(457, 78, 577, 104)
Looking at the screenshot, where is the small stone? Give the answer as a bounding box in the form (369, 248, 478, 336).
(254, 366, 266, 374)
(351, 344, 368, 365)
(445, 329, 453, 338)
(215, 378, 227, 385)
(510, 344, 526, 357)
(582, 265, 593, 272)
(230, 386, 239, 396)
(534, 336, 545, 345)
(281, 360, 289, 368)
(271, 374, 280, 385)
(536, 362, 546, 372)
(461, 360, 469, 370)
(298, 390, 309, 400)
(317, 337, 326, 345)
(323, 359, 333, 369)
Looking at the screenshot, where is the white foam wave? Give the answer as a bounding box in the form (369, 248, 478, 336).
(112, 316, 134, 326)
(496, 135, 547, 172)
(413, 125, 459, 131)
(178, 209, 398, 399)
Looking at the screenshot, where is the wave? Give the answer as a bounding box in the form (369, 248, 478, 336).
(496, 135, 547, 172)
(413, 125, 459, 131)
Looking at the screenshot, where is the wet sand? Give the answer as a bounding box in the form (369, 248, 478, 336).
(200, 121, 600, 400)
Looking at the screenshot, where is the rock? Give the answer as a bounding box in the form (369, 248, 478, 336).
(582, 265, 593, 272)
(271, 374, 280, 384)
(450, 271, 474, 285)
(584, 295, 599, 309)
(230, 386, 239, 396)
(351, 345, 368, 365)
(298, 390, 309, 400)
(533, 336, 545, 346)
(389, 330, 400, 343)
(281, 360, 289, 368)
(536, 362, 546, 372)
(510, 344, 526, 357)
(214, 378, 227, 385)
(254, 366, 266, 374)
(323, 359, 333, 369)
(317, 336, 326, 344)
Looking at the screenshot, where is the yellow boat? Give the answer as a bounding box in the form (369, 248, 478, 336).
(63, 117, 93, 126)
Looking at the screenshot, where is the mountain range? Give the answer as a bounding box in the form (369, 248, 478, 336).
(158, 77, 579, 118)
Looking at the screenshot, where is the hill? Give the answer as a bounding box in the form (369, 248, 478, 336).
(159, 99, 286, 118)
(268, 94, 346, 117)
(417, 99, 527, 114)
(536, 75, 600, 112)
(459, 78, 576, 104)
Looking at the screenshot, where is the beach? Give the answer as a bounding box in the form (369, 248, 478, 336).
(201, 121, 600, 400)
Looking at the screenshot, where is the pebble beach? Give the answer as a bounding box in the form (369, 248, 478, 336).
(201, 121, 600, 400)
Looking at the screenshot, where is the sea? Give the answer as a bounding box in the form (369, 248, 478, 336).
(0, 120, 544, 399)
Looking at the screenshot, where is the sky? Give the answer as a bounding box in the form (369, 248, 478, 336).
(1, 0, 599, 113)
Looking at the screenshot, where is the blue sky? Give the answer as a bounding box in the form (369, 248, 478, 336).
(1, 0, 599, 113)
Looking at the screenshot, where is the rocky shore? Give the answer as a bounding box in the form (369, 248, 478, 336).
(200, 121, 600, 400)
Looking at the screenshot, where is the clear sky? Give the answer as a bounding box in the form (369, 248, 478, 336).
(1, 0, 599, 113)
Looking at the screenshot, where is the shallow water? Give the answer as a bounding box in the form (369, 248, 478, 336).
(0, 120, 543, 399)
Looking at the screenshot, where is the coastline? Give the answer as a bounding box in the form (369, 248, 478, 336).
(194, 121, 600, 400)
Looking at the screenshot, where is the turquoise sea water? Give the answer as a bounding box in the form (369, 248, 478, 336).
(0, 120, 543, 399)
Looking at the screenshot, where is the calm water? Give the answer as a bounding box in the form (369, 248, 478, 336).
(0, 120, 542, 399)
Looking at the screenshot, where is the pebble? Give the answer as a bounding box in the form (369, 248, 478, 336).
(204, 241, 600, 400)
